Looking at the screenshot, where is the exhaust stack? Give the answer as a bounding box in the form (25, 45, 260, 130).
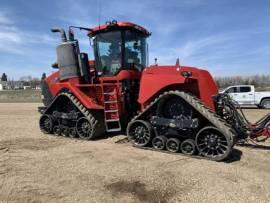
(50, 27, 91, 83)
(51, 28, 67, 42)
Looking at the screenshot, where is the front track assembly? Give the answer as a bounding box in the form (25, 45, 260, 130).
(127, 91, 236, 161)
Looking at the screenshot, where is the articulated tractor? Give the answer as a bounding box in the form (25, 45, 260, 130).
(39, 21, 270, 161)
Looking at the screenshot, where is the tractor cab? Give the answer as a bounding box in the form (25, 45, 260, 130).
(89, 21, 151, 77)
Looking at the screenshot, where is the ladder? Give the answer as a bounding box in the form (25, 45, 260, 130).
(102, 84, 122, 132)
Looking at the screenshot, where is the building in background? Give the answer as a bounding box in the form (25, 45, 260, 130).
(0, 80, 7, 90)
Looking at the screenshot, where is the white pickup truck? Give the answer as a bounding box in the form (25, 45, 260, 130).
(220, 85, 270, 109)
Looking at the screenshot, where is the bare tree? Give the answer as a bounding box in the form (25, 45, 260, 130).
(215, 75, 270, 89)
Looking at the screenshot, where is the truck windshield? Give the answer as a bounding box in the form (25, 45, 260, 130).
(93, 30, 147, 76)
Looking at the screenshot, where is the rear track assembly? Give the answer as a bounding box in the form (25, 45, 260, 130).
(39, 92, 104, 140)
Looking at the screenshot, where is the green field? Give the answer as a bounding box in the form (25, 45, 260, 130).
(0, 90, 42, 103)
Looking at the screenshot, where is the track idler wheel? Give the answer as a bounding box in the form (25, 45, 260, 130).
(62, 127, 69, 137)
(69, 128, 77, 138)
(152, 136, 167, 150)
(76, 117, 95, 140)
(195, 126, 232, 161)
(180, 139, 196, 155)
(166, 138, 180, 153)
(127, 120, 155, 147)
(39, 114, 53, 134)
(53, 125, 61, 136)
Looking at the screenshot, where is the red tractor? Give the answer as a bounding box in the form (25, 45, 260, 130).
(39, 21, 270, 161)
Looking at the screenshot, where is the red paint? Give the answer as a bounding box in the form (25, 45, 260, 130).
(89, 21, 150, 36)
(138, 65, 218, 110)
(46, 63, 218, 113)
(45, 21, 218, 120)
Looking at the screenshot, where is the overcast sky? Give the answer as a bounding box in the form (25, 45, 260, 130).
(0, 0, 270, 79)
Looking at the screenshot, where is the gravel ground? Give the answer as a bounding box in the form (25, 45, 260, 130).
(0, 103, 270, 203)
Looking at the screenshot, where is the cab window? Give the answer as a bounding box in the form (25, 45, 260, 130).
(226, 87, 237, 93)
(239, 86, 251, 93)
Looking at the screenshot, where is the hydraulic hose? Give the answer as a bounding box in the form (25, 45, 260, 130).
(217, 93, 270, 140)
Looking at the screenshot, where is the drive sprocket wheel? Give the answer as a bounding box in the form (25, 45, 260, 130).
(76, 117, 95, 140)
(166, 138, 180, 153)
(127, 120, 155, 147)
(152, 136, 167, 150)
(39, 114, 53, 134)
(157, 96, 192, 119)
(195, 126, 232, 161)
(180, 139, 196, 155)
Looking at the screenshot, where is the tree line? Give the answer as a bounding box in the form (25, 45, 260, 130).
(1, 72, 270, 89)
(215, 75, 270, 88)
(1, 73, 46, 89)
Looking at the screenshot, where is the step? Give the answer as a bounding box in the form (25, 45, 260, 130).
(106, 128, 122, 132)
(103, 92, 115, 95)
(105, 119, 120, 122)
(104, 101, 117, 104)
(104, 110, 118, 113)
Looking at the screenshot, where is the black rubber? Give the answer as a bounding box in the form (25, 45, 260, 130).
(39, 114, 53, 134)
(260, 98, 270, 109)
(166, 138, 180, 153)
(180, 139, 196, 155)
(195, 126, 231, 161)
(40, 92, 105, 140)
(152, 136, 167, 150)
(69, 128, 77, 138)
(76, 117, 95, 140)
(127, 120, 155, 147)
(62, 127, 69, 137)
(156, 96, 192, 119)
(53, 125, 61, 136)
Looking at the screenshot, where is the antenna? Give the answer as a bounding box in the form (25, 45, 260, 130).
(97, 0, 101, 30)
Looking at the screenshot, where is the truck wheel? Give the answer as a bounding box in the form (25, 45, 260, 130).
(260, 99, 270, 109)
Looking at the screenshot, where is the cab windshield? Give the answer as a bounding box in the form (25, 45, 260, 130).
(93, 30, 147, 76)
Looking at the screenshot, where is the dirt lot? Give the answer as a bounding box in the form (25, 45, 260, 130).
(0, 103, 270, 203)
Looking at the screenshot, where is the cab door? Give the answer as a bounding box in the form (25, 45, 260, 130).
(237, 86, 254, 104)
(225, 86, 240, 102)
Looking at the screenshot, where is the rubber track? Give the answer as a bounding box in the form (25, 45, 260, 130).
(43, 92, 103, 139)
(116, 138, 237, 161)
(131, 90, 237, 146)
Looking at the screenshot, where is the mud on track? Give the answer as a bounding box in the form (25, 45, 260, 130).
(0, 103, 270, 202)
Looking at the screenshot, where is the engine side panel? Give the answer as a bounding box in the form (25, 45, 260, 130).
(43, 71, 103, 109)
(138, 65, 218, 110)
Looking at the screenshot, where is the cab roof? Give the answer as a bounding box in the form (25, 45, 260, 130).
(88, 21, 151, 37)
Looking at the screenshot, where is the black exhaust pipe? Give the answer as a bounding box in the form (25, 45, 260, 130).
(51, 28, 67, 42)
